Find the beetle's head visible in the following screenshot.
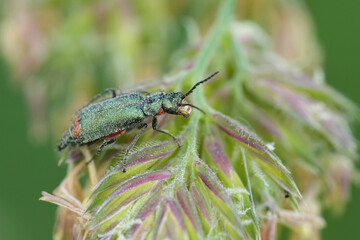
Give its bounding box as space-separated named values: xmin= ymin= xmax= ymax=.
xmin=162 ymin=92 xmax=191 ymax=118
xmin=162 ymin=71 xmax=219 ymax=118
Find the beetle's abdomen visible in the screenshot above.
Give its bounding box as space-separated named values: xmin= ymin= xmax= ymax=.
xmin=58 ymin=92 xmax=146 ymax=150
xmin=58 ymin=129 xmax=77 ymax=150
xmin=74 ymin=100 xmax=145 ymax=143
xmin=58 ymin=131 xmax=69 ymax=151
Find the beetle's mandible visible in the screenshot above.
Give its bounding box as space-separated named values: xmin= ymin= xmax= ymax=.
xmin=58 ymin=71 xmax=219 ymax=171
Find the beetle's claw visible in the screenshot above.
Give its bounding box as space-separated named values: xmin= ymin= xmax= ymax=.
xmin=121 ymin=156 xmax=128 ymax=173
xmin=175 ymin=138 xmax=182 ymax=148
xmin=85 ymin=157 xmax=94 ymax=165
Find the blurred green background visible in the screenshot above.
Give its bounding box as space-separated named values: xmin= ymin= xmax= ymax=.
xmin=0 ymin=1 xmax=359 ymax=239
xmin=304 ymin=1 xmax=360 ymax=239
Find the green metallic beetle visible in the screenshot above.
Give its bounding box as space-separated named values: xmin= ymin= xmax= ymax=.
xmin=58 ymin=71 xmax=219 ymax=170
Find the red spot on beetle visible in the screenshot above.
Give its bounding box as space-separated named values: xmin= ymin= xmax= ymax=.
xmin=72 ymin=114 xmax=81 ymax=139
xmin=157 ymin=107 xmax=164 ymax=116
xmin=106 ymin=129 xmax=126 ymax=139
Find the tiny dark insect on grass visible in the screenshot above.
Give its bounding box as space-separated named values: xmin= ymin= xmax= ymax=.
xmin=58 ymin=71 xmax=219 ymax=172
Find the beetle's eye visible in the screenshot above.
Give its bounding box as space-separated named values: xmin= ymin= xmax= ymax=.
xmin=176 ymin=105 xmax=192 ymax=118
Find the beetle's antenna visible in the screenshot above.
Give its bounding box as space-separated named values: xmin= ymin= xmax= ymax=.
xmin=184 ymin=71 xmax=219 ymax=98
xmin=181 ymin=103 xmax=206 ymax=115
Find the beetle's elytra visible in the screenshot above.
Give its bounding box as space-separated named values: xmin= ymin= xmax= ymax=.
xmin=58 ymin=71 xmax=219 ymax=171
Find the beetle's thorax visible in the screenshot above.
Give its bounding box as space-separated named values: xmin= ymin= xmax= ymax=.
xmin=142 ymin=92 xmax=165 ymax=116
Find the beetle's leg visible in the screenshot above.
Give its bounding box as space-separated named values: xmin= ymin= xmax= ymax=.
xmin=152 ymin=117 xmax=181 ymax=147
xmin=122 ymin=123 xmax=148 ymax=172
xmin=86 ymin=138 xmax=117 ymax=164
xmin=84 ymin=88 xmax=117 ymax=107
